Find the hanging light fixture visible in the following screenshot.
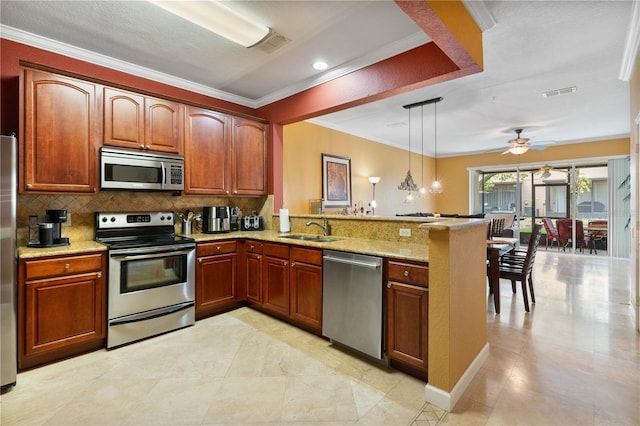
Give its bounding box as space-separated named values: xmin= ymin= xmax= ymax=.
xmin=401 ymin=97 xmax=444 ymax=199
xmin=398 ymin=106 xmax=418 ymax=200
xmin=419 ymin=104 xmax=427 ymax=195
xmin=430 ymin=98 xmax=443 ymax=194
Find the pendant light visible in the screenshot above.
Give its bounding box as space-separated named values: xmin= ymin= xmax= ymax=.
xmin=419 ymin=104 xmax=427 ymax=195
xmin=430 ymin=98 xmax=443 ymax=194
xmin=402 ymin=97 xmax=444 ymax=197
xmin=398 ymin=106 xmax=418 ymax=200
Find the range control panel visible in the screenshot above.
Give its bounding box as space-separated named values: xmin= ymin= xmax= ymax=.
xmin=95 ymin=212 xmax=175 ymax=229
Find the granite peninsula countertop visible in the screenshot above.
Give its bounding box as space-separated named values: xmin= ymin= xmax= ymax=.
xmin=17 ymin=218 xmax=488 ymax=262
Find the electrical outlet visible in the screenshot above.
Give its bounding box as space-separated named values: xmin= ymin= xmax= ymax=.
xmin=399 ymin=228 xmax=411 ymax=237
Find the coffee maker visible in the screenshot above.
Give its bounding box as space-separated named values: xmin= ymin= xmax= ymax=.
xmin=28 ymin=209 xmax=70 ymax=247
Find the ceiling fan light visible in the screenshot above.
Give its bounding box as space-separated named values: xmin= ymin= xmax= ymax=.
xmin=508 ymin=144 xmax=530 ymax=155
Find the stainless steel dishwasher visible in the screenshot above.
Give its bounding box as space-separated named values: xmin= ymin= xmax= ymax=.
xmin=322 ymin=250 xmax=384 ymax=361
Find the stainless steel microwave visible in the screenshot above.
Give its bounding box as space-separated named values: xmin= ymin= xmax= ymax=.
xmin=100 ymin=147 xmax=184 ymax=191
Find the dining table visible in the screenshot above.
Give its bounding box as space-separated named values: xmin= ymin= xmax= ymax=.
xmin=486 ymin=237 xmax=519 ymax=314
xmin=585 ymin=223 xmax=608 ymax=254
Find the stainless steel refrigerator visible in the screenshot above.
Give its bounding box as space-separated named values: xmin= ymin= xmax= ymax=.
xmin=1 ymin=133 xmax=17 ymax=390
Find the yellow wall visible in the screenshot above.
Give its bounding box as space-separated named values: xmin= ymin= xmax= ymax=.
xmin=284 ymin=121 xmax=630 ymax=217
xmin=436 ymin=138 xmax=630 ymax=213
xmin=283 ymin=121 xmax=438 ymax=216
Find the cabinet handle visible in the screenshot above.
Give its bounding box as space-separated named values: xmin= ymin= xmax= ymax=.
xmin=250 ymin=245 xmax=254 ymax=250
xmin=26 ymin=183 xmax=33 ymax=189
xmin=226 ymin=190 xmax=230 ymax=195
xmin=387 ymin=283 xmax=392 ymax=288
xmin=198 ymin=258 xmax=202 ymax=263
xmin=140 ymin=144 xmax=145 ymax=149
xmin=257 ymin=255 xmax=261 ymax=260
xmin=403 ymin=270 xmax=409 ymax=277
xmin=283 ymin=260 xmax=288 ymax=266
xmin=216 ymin=246 xmax=221 ymax=251
xmin=233 ymin=190 xmax=238 ymax=194
xmin=64 ymin=263 xmax=70 ymax=269
xmin=97 ymin=272 xmax=102 ymax=278
xmin=291 ymin=262 xmax=296 ymax=267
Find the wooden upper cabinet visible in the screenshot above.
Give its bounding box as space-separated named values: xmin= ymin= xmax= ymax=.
xmin=103 ymin=87 xmax=144 ymax=149
xmin=104 ymin=87 xmax=183 ymax=154
xmin=231 ymin=118 xmax=268 ymax=196
xmin=21 ymin=69 xmax=99 ymax=193
xmin=184 ymin=106 xmax=230 ymax=195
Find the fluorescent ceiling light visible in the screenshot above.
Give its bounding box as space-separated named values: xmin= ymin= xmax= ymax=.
xmin=148 ymin=0 xmax=271 ymax=48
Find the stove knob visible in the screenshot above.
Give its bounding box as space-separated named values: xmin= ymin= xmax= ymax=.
xmin=167 ymin=215 xmax=172 ymax=221
xmin=101 ymin=217 xmax=108 ymax=223
xmin=110 ymin=217 xmax=116 ymax=222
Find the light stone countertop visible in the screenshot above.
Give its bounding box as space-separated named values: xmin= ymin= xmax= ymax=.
xmin=18 ymin=230 xmax=429 ymax=263
xmin=188 ymin=230 xmax=429 ymax=263
xmin=18 ymin=240 xmax=108 ymax=259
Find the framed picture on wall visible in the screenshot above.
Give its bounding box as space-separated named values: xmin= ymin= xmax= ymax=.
xmin=322 ymin=153 xmax=352 ymax=208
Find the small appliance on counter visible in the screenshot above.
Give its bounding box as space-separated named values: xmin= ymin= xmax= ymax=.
xmin=28 ymin=209 xmax=70 ymax=247
xmin=202 ymin=206 xmax=231 ymax=233
xmin=230 ymin=207 xmax=240 ymax=232
xmin=241 ymin=212 xmax=263 ymax=231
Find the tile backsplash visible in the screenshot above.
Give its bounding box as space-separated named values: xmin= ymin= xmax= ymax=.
xmin=17 ymin=192 xmax=272 ymax=244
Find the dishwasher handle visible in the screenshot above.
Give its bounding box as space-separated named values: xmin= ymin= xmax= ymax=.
xmin=323 ymin=255 xmax=381 ymax=269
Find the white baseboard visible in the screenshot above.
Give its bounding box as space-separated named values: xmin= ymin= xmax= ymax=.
xmin=424 ymin=343 xmax=490 ymax=411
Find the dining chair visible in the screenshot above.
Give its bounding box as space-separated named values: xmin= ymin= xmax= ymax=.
xmin=541 ymin=217 xmax=559 ymax=250
xmin=498 ymin=223 xmax=542 ymax=312
xmin=489 ymin=218 xmax=505 ymax=238
xmin=587 ymin=220 xmax=607 ymax=254
xmin=556 ymin=219 xmax=588 ymax=252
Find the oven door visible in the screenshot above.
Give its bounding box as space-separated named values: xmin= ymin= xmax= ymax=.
xmin=108 ymin=243 xmax=195 ymax=320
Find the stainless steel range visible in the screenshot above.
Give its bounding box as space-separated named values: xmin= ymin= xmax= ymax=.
xmin=95 ymin=211 xmax=195 ymax=348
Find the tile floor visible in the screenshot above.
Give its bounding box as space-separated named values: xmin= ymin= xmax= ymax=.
xmin=1 ymin=251 xmax=639 ymax=425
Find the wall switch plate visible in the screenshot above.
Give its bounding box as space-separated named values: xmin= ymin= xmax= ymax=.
xmin=399 ymin=228 xmax=411 ymax=237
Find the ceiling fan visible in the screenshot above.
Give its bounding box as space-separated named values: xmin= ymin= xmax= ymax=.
xmin=538 ymin=164 xmax=552 ymax=178
xmin=501 ymin=128 xmax=554 ymax=155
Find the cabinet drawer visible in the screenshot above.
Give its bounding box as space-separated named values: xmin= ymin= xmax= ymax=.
xmin=197 ymin=240 xmax=237 ymax=256
xmin=245 ymin=240 xmax=263 ymax=254
xmin=387 ymin=261 xmax=428 ymax=287
xmin=290 ymin=246 xmax=322 ymax=265
xmin=24 ymin=253 xmax=104 ymax=280
xmin=263 ymin=242 xmax=289 ymax=259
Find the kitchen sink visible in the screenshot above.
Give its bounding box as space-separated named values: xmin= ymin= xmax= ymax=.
xmin=279 ymin=234 xmax=341 ymax=243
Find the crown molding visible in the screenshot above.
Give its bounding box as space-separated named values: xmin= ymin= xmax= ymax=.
xmin=1 ymin=25 xmax=259 ymax=108
xmin=619 ymin=0 xmax=640 ymax=81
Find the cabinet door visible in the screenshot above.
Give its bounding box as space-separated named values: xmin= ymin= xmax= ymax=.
xmin=104 ymin=87 xmax=145 ymax=150
xmin=23 ymin=272 xmax=105 ymax=357
xmin=386 ymin=281 xmax=428 ymax=371
xmin=22 ymin=69 xmax=98 ymax=193
xmin=145 ymin=97 xmax=183 ymax=153
xmin=196 ymin=253 xmax=237 ymax=313
xmin=262 ymin=256 xmax=289 ymax=316
xmin=246 ymin=252 xmax=263 ymax=303
xmin=290 ymin=261 xmax=322 ymax=332
xmin=231 ymin=118 xmax=268 ymax=196
xmin=184 ymin=107 xmax=230 ymax=194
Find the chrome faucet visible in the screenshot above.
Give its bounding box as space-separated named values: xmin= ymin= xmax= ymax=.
xmin=306 ymin=218 xmax=330 ymax=236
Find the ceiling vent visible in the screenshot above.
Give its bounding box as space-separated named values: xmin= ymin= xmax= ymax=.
xmin=254 ymin=31 xmax=290 ymax=53
xmin=542 ymin=86 xmax=577 ymax=98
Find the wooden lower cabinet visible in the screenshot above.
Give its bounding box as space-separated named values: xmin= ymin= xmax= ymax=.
xmin=385 ymin=260 xmax=429 ymax=377
xmin=262 ymin=243 xmax=290 ymax=317
xmin=256 ymin=243 xmax=323 ymax=333
xmin=244 ymin=240 xmax=263 ymax=303
xmin=196 ymin=241 xmax=238 ymax=318
xmin=19 ymin=253 xmax=106 ymax=369
xmin=289 ymin=247 xmax=323 ymax=332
